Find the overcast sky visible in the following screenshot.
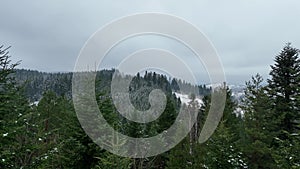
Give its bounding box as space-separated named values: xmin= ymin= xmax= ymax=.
xmin=1 ymin=0 xmax=300 ymax=84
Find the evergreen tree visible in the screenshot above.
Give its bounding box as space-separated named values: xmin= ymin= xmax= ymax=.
xmin=166 ymin=137 xmax=194 ymax=169
xmin=267 ymin=43 xmax=300 ymax=133
xmin=266 ymin=43 xmax=300 ymax=169
xmin=170 ymin=78 xmax=180 ymax=92
xmin=167 ymin=87 xmax=245 ymax=168
xmin=201 ymin=87 xmax=246 ymax=169
xmin=241 ymin=74 xmax=277 ymax=168
xmin=0 ymin=46 xmax=39 ymax=168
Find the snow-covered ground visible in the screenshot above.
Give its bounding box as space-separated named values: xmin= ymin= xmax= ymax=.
xmin=206 ymin=83 xmax=245 ymax=101
xmin=173 ymin=92 xmax=203 ymax=107
xmin=228 ymin=84 xmax=245 ymax=101
xmin=30 ymin=101 xmax=39 ymax=106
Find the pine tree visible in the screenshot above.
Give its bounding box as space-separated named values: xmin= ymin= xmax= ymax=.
xmin=267 ymin=43 xmax=300 ymax=133
xmin=170 ymin=78 xmax=180 ymax=92
xmin=0 ymin=45 xmax=19 ymax=125
xmin=266 ymin=44 xmax=300 ymax=168
xmin=241 ymin=74 xmax=278 ymax=168
xmin=166 ymin=137 xmax=194 ymax=169
xmin=0 ymin=46 xmax=44 ymax=168
xmin=201 ymin=87 xmax=246 ymax=169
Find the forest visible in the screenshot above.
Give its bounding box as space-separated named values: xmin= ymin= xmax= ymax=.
xmin=0 ymin=43 xmax=300 ymax=169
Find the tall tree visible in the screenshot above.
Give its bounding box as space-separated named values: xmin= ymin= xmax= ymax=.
xmin=201 ymin=87 xmax=246 ymax=169
xmin=267 ymin=43 xmax=300 ymax=132
xmin=240 ymin=74 xmax=277 ymax=168
xmin=0 ymin=45 xmax=38 ymax=168
xmin=266 ymin=44 xmax=300 ymax=168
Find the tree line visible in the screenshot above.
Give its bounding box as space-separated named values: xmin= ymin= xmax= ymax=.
xmin=0 ymin=43 xmax=299 ymax=168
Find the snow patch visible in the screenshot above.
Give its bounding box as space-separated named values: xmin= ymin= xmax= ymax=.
xmin=173 ymin=92 xmax=203 ymax=107
xmin=30 ymin=101 xmax=39 ymax=106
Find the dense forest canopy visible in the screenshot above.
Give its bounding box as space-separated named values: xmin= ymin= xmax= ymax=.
xmin=0 ymin=44 xmax=300 ymax=168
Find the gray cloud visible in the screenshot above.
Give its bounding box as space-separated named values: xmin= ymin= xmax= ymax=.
xmin=1 ymin=0 xmax=300 ymax=84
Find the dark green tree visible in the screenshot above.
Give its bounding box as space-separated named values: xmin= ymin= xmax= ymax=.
xmin=267 ymin=43 xmax=300 ymax=133
xmin=240 ymin=74 xmax=277 ymax=169
xmin=0 ymin=46 xmax=42 ymax=168
xmin=266 ymin=44 xmax=300 ymax=168
xmin=201 ymin=87 xmax=246 ymax=169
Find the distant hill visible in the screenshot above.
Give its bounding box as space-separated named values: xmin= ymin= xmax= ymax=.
xmin=13 ymin=69 xmax=211 ymax=103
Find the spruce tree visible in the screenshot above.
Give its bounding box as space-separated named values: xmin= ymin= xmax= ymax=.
xmin=267 ymin=43 xmax=300 ymax=132
xmin=266 ymin=43 xmax=300 ymax=168
xmin=0 ymin=46 xmax=38 ymax=168
xmin=241 ymin=74 xmax=277 ymax=168
xmin=201 ymin=87 xmax=246 ymax=169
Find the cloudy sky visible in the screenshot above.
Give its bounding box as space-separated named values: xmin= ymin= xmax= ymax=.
xmin=1 ymin=0 xmax=300 ymax=84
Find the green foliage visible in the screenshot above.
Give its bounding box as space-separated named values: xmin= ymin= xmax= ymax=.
xmin=266 ymin=44 xmax=300 ymax=168
xmin=267 ymin=43 xmax=300 ymax=132
xmin=238 ymin=44 xmax=300 ymax=168
xmin=93 ymin=152 xmax=132 ymax=169
xmin=200 ymin=88 xmax=246 ymax=169
xmin=240 ymin=74 xmax=277 ymax=168
xmin=3 ymin=43 xmax=300 ymax=169
xmin=0 ymin=45 xmax=36 ymax=168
